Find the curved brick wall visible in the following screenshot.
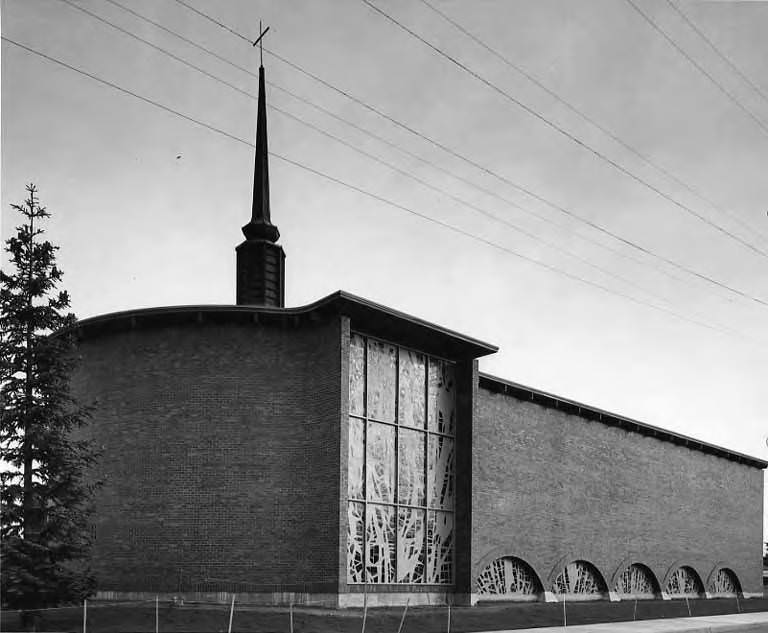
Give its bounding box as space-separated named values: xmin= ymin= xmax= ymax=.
xmin=472 ymin=388 xmax=764 ymax=597
xmin=71 ymin=316 xmax=343 ymax=594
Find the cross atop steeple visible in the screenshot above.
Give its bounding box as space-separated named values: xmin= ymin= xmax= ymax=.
xmin=242 ymin=23 xmax=278 ymax=243
xmin=252 ymin=21 xmax=270 ymax=65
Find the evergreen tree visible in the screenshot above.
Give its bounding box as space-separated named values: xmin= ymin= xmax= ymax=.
xmin=0 ymin=184 xmax=97 ymax=614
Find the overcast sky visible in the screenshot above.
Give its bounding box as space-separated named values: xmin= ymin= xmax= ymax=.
xmin=3 ymin=0 xmax=767 ymax=541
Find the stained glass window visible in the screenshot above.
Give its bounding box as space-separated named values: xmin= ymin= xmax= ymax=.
xmin=397 ymin=508 xmax=425 ymax=583
xmin=476 ymin=557 xmax=540 ymax=595
xmin=347 ymin=502 xmax=365 ymax=583
xmin=347 ymin=332 xmax=455 ymax=584
xmin=552 ymin=561 xmax=605 ymax=595
xmin=349 ymin=334 xmax=366 ymax=417
xmin=426 ymin=511 xmax=454 ymax=584
xmin=428 ymin=435 xmax=454 ymax=509
xmin=367 ymin=422 xmax=396 ymax=503
xmin=665 ymin=566 xmax=703 ymax=596
xmin=428 ymin=360 xmax=455 ymax=434
xmin=366 ymin=504 xmax=396 ymax=583
xmin=348 ymin=417 xmax=365 ymax=500
xmin=399 ymin=348 xmax=426 ymax=429
xmin=615 ymin=564 xmax=657 ymax=597
xmin=709 ymin=568 xmax=740 ymax=595
xmin=398 ymin=428 xmax=425 ymax=506
xmin=367 ymin=339 xmax=396 ymax=423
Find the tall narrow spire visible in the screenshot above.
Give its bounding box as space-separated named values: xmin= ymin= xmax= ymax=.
xmin=236 ymin=58 xmax=285 ymax=307
xmin=242 ymin=64 xmax=279 ymax=242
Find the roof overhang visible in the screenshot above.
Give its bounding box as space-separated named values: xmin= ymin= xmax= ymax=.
xmin=73 ymin=290 xmax=498 ymax=361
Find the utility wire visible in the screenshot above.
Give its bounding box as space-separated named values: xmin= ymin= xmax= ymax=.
xmin=362 ymin=0 xmax=768 ymax=261
xmin=665 ymin=0 xmax=768 ymax=107
xmin=103 ymin=0 xmax=716 ymax=298
xmin=171 ymin=0 xmax=252 ymax=45
xmin=418 ymin=0 xmax=768 ymax=248
xmin=624 ymin=0 xmax=768 ymax=137
xmin=65 ymin=0 xmax=697 ymax=314
xmin=166 ymin=0 xmax=753 ymax=299
xmin=94 ymin=0 xmax=768 ymax=308
xmin=2 ymin=35 xmax=756 ymax=341
xmin=104 ymin=0 xmax=685 ymax=288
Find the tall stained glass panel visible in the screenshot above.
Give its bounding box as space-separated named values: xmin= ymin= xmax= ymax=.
xmin=428 ymin=360 xmax=455 ymax=434
xmin=348 ymin=417 xmax=365 ymax=500
xmin=347 ymin=333 xmax=455 ymax=585
xmin=398 ymin=428 xmax=425 ymax=506
xmin=399 ymin=348 xmax=426 ymax=428
xmin=367 ymin=422 xmax=396 ymax=503
xmin=428 ymin=435 xmax=455 ymax=509
xmin=367 ymin=339 xmax=396 ymax=423
xmin=366 ymin=504 xmax=396 ymax=583
xmin=349 ymin=334 xmax=366 ymax=417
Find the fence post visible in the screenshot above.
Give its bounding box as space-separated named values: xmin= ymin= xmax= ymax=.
xmin=633 ymin=598 xmax=637 ymax=621
xmin=156 ymin=595 xmax=159 ymax=633
xmin=361 ymin=586 xmax=368 ymax=633
xmin=83 ymin=598 xmax=87 ymax=633
xmin=290 ymin=601 xmax=294 ymax=633
xmin=227 ymin=594 xmax=236 ymax=633
xmin=562 ymin=593 xmax=567 ymax=628
xmin=685 ymin=596 xmax=691 ymax=617
xmin=447 ymin=602 xmax=451 ymax=633
xmin=396 ymin=598 xmax=410 ymax=633
xmin=736 ymin=594 xmax=741 ymax=614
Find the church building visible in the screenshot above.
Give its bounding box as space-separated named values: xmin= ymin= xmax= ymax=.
xmin=72 ymin=62 xmax=766 ymax=607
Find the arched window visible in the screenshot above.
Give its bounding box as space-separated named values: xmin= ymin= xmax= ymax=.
xmin=614 ymin=564 xmax=659 ymax=598
xmin=552 ymin=561 xmax=606 ymax=596
xmin=709 ymin=568 xmax=741 ymax=596
xmin=665 ymin=566 xmax=704 ymax=597
xmin=476 ymin=557 xmax=541 ymax=598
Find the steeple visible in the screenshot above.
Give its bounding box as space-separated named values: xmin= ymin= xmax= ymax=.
xmin=236 ymin=59 xmax=285 ymax=307
xmin=242 ymin=64 xmax=279 ymax=243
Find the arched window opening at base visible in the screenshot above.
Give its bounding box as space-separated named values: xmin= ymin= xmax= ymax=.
xmin=666 ymin=566 xmax=704 ymax=598
xmin=615 ymin=564 xmax=659 ymax=599
xmin=709 ymin=568 xmax=741 ymax=597
xmin=476 ymin=557 xmax=541 ymax=599
xmin=552 ymin=561 xmax=606 ymax=597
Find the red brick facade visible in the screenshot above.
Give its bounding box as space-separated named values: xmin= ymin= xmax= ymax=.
xmin=472 ymin=382 xmax=764 ymax=597
xmin=70 ymin=297 xmax=765 ymax=605
xmin=72 ymin=315 xmax=344 ymax=595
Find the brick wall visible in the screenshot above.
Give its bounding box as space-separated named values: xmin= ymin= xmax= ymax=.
xmin=71 ymin=316 xmax=342 ymax=593
xmin=472 ymin=388 xmax=764 ymax=596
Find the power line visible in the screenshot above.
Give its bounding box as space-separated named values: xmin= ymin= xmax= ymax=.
xmin=85 ymin=0 xmax=768 ymax=319
xmin=624 ymin=0 xmax=768 ymax=137
xmin=361 ymin=0 xmax=768 ymax=262
xmin=417 ymin=0 xmax=768 ymax=249
xmin=171 ymin=0 xmax=252 ymax=45
xmin=66 ymin=0 xmax=696 ymax=314
xmin=665 ymin=0 xmax=768 ymax=107
xmin=117 ymin=0 xmax=768 ymax=308
xmin=2 ymin=35 xmax=755 ymax=341
xmin=102 ymin=0 xmax=708 ymax=288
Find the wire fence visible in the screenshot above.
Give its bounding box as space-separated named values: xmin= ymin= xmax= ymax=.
xmin=0 ymin=580 xmax=764 ymax=633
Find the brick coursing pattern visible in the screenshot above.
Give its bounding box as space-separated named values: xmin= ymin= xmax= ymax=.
xmin=471 ymin=388 xmax=764 ymax=595
xmin=71 ymin=317 xmax=342 ymax=593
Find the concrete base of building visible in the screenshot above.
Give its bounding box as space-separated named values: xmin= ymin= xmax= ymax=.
xmin=94 ymin=589 xmax=766 ymax=608
xmin=542 ymin=591 xmax=606 ymax=603
xmin=94 ymin=590 xmax=341 ymax=608
xmin=338 ymin=591 xmax=453 ymax=608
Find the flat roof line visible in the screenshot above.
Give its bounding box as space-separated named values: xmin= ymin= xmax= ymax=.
xmin=478 ymin=372 xmax=768 ymax=469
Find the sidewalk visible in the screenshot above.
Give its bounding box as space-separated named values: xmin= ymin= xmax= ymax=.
xmin=486 ymin=612 xmax=768 ymax=632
